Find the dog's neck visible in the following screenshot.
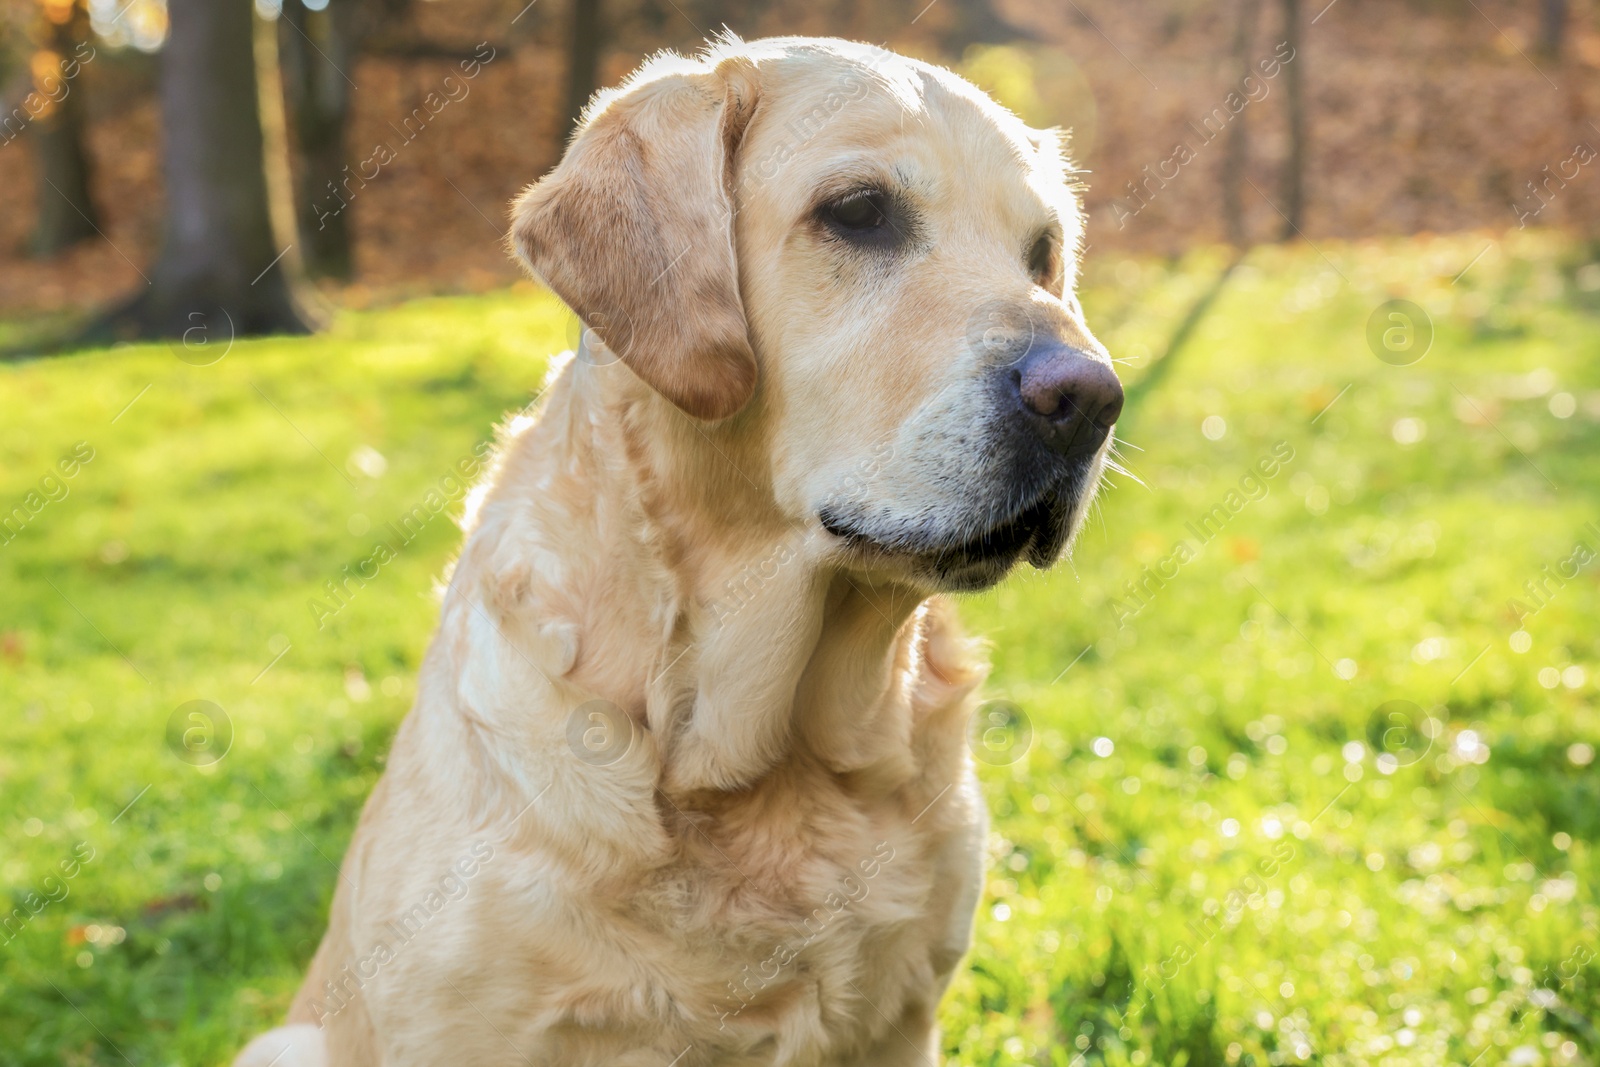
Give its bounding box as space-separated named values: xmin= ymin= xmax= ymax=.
xmin=455 ymin=357 xmax=934 ymax=799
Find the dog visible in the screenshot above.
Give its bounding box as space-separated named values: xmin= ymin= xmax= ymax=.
xmin=235 ymin=35 xmax=1121 ymax=1067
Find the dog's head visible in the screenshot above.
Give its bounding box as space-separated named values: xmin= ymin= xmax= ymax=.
xmin=513 ymin=37 xmax=1121 ymax=593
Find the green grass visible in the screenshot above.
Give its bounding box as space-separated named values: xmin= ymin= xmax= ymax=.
xmin=1 ymin=235 xmax=1596 ymax=1066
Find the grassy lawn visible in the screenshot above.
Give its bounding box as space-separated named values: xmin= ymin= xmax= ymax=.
xmin=1 ymin=234 xmax=1596 ymax=1066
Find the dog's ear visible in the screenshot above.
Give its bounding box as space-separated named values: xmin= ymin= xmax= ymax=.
xmin=512 ymin=55 xmax=761 ymax=421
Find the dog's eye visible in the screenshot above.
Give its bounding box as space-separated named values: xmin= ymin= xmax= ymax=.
xmin=1028 ymin=233 xmax=1055 ymax=285
xmin=825 ymin=191 xmax=889 ymax=234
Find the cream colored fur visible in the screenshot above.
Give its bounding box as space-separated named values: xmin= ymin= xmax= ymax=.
xmin=236 ymin=35 xmax=1112 ymax=1067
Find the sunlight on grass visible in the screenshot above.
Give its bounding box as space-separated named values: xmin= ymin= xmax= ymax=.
xmin=1 ymin=238 xmax=1595 ymax=1066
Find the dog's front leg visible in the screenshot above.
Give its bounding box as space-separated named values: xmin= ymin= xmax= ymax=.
xmin=659 ymin=558 xmax=828 ymax=792
xmin=839 ymin=1001 xmax=943 ymax=1067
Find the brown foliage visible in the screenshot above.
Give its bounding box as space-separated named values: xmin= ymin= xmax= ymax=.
xmin=0 ymin=0 xmax=1597 ymax=317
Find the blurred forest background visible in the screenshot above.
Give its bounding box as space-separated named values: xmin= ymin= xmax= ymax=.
xmin=5 ymin=3 xmax=1600 ymax=1062
xmin=1 ymin=0 xmax=1598 ymax=341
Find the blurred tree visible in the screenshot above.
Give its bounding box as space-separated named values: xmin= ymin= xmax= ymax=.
xmin=938 ymin=0 xmax=1033 ymax=53
xmin=565 ymin=0 xmax=605 ymax=133
xmin=1222 ymin=0 xmax=1261 ymax=246
xmin=694 ymin=0 xmax=747 ymax=36
xmin=99 ymin=0 xmax=307 ymax=339
xmin=278 ymin=0 xmax=419 ymax=279
xmin=280 ymin=0 xmax=360 ymax=278
xmin=28 ymin=0 xmax=100 ymax=256
xmin=1538 ymin=0 xmax=1567 ymax=58
xmin=257 ymin=0 xmax=299 ymax=277
xmin=1279 ymin=0 xmax=1305 ymax=238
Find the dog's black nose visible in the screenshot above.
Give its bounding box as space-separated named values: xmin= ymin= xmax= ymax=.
xmin=1010 ymin=344 xmax=1124 ymax=457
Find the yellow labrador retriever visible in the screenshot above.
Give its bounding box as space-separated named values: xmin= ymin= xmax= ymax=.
xmin=237 ymin=35 xmax=1120 ymax=1067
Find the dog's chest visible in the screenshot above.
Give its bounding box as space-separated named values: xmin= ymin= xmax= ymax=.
xmin=536 ymin=784 xmax=984 ymax=1065
xmin=649 ymin=836 xmax=907 ymax=1012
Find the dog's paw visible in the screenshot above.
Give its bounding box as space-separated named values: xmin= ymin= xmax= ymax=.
xmin=234 ymin=1024 xmax=327 ymax=1067
xmin=661 ymin=716 xmax=777 ymax=794
xmin=662 ymin=741 xmax=755 ymax=794
xmin=913 ymin=597 xmax=987 ymax=717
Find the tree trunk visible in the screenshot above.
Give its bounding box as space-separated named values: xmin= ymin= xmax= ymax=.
xmin=281 ymin=0 xmax=357 ymax=279
xmin=1222 ymin=0 xmax=1261 ymax=247
xmin=256 ymin=2 xmax=301 ymax=277
xmin=30 ymin=0 xmax=101 ymax=256
xmin=695 ymin=0 xmax=738 ymax=35
xmin=1538 ymin=0 xmax=1567 ymax=58
xmin=565 ymin=0 xmax=605 ymax=134
xmin=1279 ymin=0 xmax=1306 ymax=239
xmin=97 ymin=0 xmax=307 ymax=341
xmin=939 ymin=0 xmax=1034 ymax=54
